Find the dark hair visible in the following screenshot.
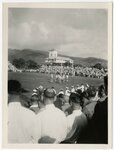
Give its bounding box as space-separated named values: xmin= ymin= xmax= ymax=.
xmin=43 ymin=88 xmax=56 ymax=99
xmin=104 ymin=75 xmax=108 ymax=95
xmin=8 ymin=80 xmax=22 ymax=94
xmin=8 ymin=80 xmax=28 ymax=94
xmin=69 ymin=93 xmax=81 ymax=105
xmin=76 ymin=89 xmax=82 ymax=95
xmin=58 ymin=93 xmax=64 ymax=99
xmin=31 ymin=95 xmax=38 ymax=102
xmin=82 ymin=86 xmax=96 ymax=100
xmin=98 ymin=85 xmax=105 ymax=98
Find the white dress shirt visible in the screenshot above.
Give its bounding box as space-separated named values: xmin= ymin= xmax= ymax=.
xmin=8 ymin=102 xmax=41 ymax=143
xmin=66 ymin=109 xmax=82 ymax=138
xmin=36 ymin=104 xmax=67 ymax=143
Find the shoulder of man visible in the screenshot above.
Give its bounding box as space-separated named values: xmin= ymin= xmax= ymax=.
xmin=36 ymin=108 xmax=45 ymax=118
xmin=82 ymin=102 xmax=97 ymax=114
xmin=93 ymin=97 xmax=108 ymax=117
xmin=54 ymin=106 xmax=67 ymax=117
xmin=23 ymin=107 xmax=38 ymax=119
xmin=74 ymin=113 xmax=88 ymax=127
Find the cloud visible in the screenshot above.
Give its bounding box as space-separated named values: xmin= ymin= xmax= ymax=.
xmin=8 ymin=8 xmax=107 ymax=59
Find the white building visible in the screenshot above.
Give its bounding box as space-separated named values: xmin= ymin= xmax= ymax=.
xmin=45 ymin=49 xmax=73 ymax=64
xmin=49 ymin=49 xmax=57 ymax=59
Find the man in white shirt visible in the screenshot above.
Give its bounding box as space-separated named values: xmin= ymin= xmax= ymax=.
xmin=8 ymin=80 xmax=41 ymax=143
xmin=36 ymin=88 xmax=67 ymax=143
xmin=65 ymin=92 xmax=87 ymax=142
xmin=65 ymin=87 xmax=70 ymax=102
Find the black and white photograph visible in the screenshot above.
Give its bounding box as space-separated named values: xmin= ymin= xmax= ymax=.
xmin=2 ymin=2 xmax=112 ymax=148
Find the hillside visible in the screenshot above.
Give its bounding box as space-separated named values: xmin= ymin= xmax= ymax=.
xmin=8 ymin=49 xmax=107 ymax=68
xmin=8 ymin=48 xmax=48 ymax=65
xmin=70 ymin=57 xmax=107 ymax=68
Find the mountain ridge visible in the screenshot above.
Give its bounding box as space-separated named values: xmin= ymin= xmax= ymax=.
xmin=8 ymin=48 xmax=107 ymax=68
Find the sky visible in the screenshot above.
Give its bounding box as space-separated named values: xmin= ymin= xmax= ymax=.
xmin=8 ymin=8 xmax=108 ymax=59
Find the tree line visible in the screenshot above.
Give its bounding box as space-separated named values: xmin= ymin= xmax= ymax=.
xmin=12 ymin=58 xmax=40 ymax=69
xmin=12 ymin=58 xmax=105 ymax=70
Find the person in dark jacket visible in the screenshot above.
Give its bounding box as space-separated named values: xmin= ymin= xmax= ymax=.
xmin=78 ymin=75 xmax=108 ymax=144
xmin=90 ymin=75 xmax=108 ymax=143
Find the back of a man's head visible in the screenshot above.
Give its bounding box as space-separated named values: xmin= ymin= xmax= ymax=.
xmin=69 ymin=92 xmax=81 ymax=106
xmin=31 ymin=94 xmax=38 ymax=103
xmin=8 ymin=80 xmax=22 ymax=95
xmin=98 ymin=85 xmax=105 ymax=98
xmin=8 ymin=80 xmax=24 ymax=104
xmin=58 ymin=93 xmax=64 ymax=99
xmin=43 ymin=88 xmax=56 ymax=104
xmin=82 ymin=86 xmax=96 ymax=100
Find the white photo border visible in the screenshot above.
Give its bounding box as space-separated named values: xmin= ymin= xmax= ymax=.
xmin=2 ymin=2 xmax=113 ymax=149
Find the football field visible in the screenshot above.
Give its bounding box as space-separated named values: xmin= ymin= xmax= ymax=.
xmin=8 ymin=72 xmax=104 ymax=98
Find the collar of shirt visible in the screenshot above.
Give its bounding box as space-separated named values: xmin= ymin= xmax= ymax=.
xmin=38 ymin=107 xmax=45 ymax=113
xmin=72 ymin=109 xmax=82 ymax=116
xmin=8 ymin=101 xmax=21 ymax=107
xmin=45 ymin=104 xmax=55 ymax=110
xmin=30 ymin=104 xmax=38 ymax=108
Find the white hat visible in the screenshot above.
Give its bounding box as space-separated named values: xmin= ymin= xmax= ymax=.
xmin=39 ymin=85 xmax=43 ymax=89
xmin=58 ymin=91 xmax=64 ymax=95
xmin=33 ymin=89 xmax=37 ymax=93
xmin=32 ymin=93 xmax=38 ymax=96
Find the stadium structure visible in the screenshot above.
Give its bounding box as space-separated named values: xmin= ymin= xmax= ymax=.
xmin=45 ymin=49 xmax=73 ymax=65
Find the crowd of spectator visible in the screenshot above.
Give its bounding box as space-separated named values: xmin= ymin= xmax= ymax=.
xmin=8 ymin=61 xmax=107 ymax=79
xmin=39 ymin=65 xmax=107 ymax=79
xmin=8 ymin=75 xmax=108 ymax=144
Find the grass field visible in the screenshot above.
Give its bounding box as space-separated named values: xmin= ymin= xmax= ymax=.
xmin=8 ymin=72 xmax=104 ymax=98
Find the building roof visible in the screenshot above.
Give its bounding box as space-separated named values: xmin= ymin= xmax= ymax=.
xmin=49 ymin=49 xmax=57 ymax=52
xmin=57 ymin=56 xmax=73 ymax=61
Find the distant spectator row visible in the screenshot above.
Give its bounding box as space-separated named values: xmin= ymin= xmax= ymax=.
xmin=8 ymin=61 xmax=107 ymax=79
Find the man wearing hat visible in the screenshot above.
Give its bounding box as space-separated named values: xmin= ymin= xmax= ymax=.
xmin=36 ymin=88 xmax=67 ymax=143
xmin=8 ymin=80 xmax=41 ymax=143
xmin=58 ymin=89 xmax=64 ymax=95
xmin=30 ymin=93 xmax=39 ymax=114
